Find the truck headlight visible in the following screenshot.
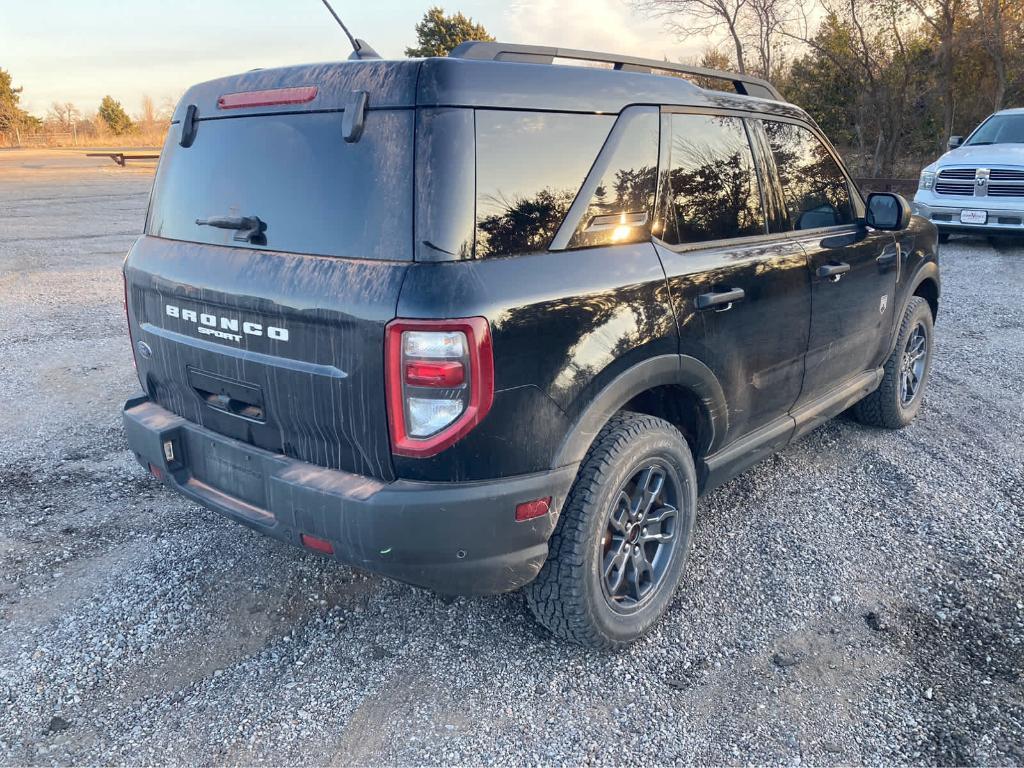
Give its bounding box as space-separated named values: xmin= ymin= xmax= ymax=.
xmin=919 ymin=171 xmax=935 ymax=190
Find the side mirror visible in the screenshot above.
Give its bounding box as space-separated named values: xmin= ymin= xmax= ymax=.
xmin=865 ymin=192 xmax=912 ymax=231
xmin=947 ymin=135 xmax=963 ymax=151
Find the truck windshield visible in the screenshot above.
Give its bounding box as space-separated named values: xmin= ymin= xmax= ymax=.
xmin=965 ymin=114 xmax=1024 ymax=146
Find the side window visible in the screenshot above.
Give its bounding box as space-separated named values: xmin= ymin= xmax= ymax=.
xmin=567 ymin=108 xmax=659 ymax=249
xmin=475 ymin=110 xmax=614 ymax=258
xmin=660 ymin=113 xmax=766 ymax=246
xmin=762 ymin=120 xmax=855 ymax=230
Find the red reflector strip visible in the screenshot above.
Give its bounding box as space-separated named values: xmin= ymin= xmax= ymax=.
xmin=217 ymin=86 xmax=318 ymax=110
xmin=515 ymin=497 xmax=551 ymax=522
xmin=148 ymin=464 xmax=163 ymax=481
xmin=300 ymin=533 xmax=334 ymax=555
xmin=405 ymin=360 xmax=465 ymax=387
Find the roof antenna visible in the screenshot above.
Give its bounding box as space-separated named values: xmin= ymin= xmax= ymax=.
xmin=319 ymin=0 xmax=381 ymax=60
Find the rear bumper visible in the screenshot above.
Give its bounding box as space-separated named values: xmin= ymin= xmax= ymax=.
xmin=912 ymin=198 xmax=1024 ymax=235
xmin=123 ymin=396 xmax=576 ymax=595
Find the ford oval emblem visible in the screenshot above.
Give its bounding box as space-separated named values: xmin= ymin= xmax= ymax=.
xmin=136 ymin=340 xmax=153 ymax=359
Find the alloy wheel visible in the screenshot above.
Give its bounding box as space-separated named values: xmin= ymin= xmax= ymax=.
xmin=900 ymin=321 xmax=928 ymax=406
xmin=600 ymin=462 xmax=681 ymax=611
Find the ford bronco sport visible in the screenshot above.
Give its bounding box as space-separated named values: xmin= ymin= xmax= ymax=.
xmin=122 ymin=42 xmax=940 ymax=647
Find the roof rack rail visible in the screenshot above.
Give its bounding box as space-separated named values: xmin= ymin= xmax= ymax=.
xmin=449 ymin=41 xmax=784 ymax=102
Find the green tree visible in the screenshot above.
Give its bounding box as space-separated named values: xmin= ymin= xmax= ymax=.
xmin=0 ymin=67 xmax=32 ymax=135
xmin=404 ymin=6 xmax=494 ymax=58
xmin=98 ymin=95 xmax=133 ymax=135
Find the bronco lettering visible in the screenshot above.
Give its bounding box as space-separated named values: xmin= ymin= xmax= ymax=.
xmin=165 ymin=304 xmax=289 ymax=342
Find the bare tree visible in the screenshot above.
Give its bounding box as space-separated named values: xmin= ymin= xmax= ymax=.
xmin=46 ymin=101 xmax=80 ymax=132
xmin=741 ymin=0 xmax=795 ymax=77
xmin=975 ymin=0 xmax=1010 ymax=110
xmin=634 ymin=0 xmax=753 ymax=73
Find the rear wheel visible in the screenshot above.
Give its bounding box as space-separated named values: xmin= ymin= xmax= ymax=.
xmin=526 ymin=412 xmax=696 ymax=648
xmin=853 ymin=296 xmax=934 ymax=429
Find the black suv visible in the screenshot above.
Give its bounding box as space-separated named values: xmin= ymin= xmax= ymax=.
xmin=123 ymin=42 xmax=940 ymax=647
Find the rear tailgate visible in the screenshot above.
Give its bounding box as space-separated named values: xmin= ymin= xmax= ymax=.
xmin=126 ymin=61 xmax=420 ymax=481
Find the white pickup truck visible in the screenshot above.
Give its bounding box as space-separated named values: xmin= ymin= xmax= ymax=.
xmin=913 ymin=108 xmax=1024 ymax=242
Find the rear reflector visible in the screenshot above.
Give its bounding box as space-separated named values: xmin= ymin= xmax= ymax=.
xmin=148 ymin=464 xmax=163 ymax=481
xmin=300 ymin=533 xmax=334 ymax=555
xmin=515 ymin=497 xmax=551 ymax=522
xmin=217 ymin=86 xmax=318 ymax=110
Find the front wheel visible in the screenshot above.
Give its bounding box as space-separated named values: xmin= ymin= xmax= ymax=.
xmin=525 ymin=412 xmax=696 ymax=648
xmin=853 ymin=296 xmax=934 ymax=429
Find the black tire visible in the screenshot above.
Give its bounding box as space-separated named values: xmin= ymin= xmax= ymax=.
xmin=853 ymin=296 xmax=934 ymax=429
xmin=938 ymin=232 xmax=950 ymax=244
xmin=525 ymin=411 xmax=697 ymax=648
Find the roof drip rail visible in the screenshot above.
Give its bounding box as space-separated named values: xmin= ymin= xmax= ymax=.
xmin=448 ymin=41 xmax=785 ymax=102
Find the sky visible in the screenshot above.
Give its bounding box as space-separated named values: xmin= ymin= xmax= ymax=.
xmin=1 ymin=0 xmax=709 ymax=118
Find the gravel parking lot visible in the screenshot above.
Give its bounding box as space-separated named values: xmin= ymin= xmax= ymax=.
xmin=1 ymin=148 xmax=1022 ymax=766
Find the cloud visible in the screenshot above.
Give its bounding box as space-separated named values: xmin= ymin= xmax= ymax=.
xmin=499 ymin=0 xmax=705 ymax=62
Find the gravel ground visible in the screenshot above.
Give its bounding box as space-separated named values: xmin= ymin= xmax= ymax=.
xmin=0 ymin=149 xmax=1022 ymax=766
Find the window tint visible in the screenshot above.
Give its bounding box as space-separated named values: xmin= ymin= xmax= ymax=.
xmin=475 ymin=111 xmax=614 ymax=258
xmin=147 ymin=110 xmax=413 ymax=260
xmin=567 ymin=108 xmax=659 ymax=249
xmin=762 ymin=120 xmax=854 ymax=230
xmin=661 ymin=114 xmax=765 ymax=245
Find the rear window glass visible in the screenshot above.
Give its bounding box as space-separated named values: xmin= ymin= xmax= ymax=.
xmin=147 ymin=110 xmax=413 ymax=260
xmin=661 ymin=114 xmax=766 ymax=245
xmin=475 ymin=110 xmax=614 ymax=258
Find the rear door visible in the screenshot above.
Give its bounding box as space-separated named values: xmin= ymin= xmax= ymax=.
xmin=756 ymin=118 xmax=898 ymax=405
xmin=654 ymin=111 xmax=810 ymax=446
xmin=126 ymin=67 xmax=418 ymax=481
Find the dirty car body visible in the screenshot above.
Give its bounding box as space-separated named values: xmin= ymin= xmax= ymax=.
xmin=122 ymin=44 xmax=940 ymax=637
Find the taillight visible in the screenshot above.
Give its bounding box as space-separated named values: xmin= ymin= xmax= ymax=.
xmin=385 ymin=318 xmax=494 ymax=458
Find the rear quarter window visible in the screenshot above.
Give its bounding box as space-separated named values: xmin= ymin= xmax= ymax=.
xmin=474 ymin=110 xmax=614 ymax=258
xmin=147 ymin=110 xmax=413 ymax=260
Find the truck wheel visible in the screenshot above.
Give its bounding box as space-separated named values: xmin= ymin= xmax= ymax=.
xmin=526 ymin=412 xmax=696 ymax=648
xmin=854 ymin=296 xmax=934 ymax=429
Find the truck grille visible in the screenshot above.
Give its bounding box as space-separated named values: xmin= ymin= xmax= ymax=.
xmin=934 ymin=167 xmax=1024 ymax=198
xmin=989 ymin=169 xmax=1024 ymax=198
xmin=935 ymin=168 xmax=975 ymax=196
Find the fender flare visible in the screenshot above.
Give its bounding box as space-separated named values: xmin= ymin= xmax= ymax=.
xmin=552 ymin=354 xmax=729 ymax=468
xmin=888 ymin=260 xmax=940 ymax=355
xmin=908 ymin=260 xmax=940 ymax=305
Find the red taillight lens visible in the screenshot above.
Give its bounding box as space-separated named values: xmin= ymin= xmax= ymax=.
xmin=515 ymin=497 xmax=552 ymax=522
xmin=217 ymin=86 xmax=318 ymax=110
xmin=300 ymin=533 xmax=334 ymax=555
xmin=405 ymin=360 xmax=465 ymax=387
xmin=385 ymin=317 xmax=494 ymax=458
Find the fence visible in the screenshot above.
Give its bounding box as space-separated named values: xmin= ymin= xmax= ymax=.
xmin=855 ymin=178 xmax=919 ymax=198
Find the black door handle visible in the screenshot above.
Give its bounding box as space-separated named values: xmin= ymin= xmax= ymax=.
xmin=695 ymin=287 xmax=745 ymax=311
xmin=817 ymin=262 xmax=851 ymax=282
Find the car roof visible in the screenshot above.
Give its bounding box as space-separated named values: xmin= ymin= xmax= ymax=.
xmin=172 ymin=55 xmax=809 ymax=124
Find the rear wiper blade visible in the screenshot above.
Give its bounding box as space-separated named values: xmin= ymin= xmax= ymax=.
xmin=195 ymin=215 xmax=266 ymax=244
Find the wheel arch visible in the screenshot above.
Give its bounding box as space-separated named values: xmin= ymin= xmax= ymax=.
xmin=552 ymin=354 xmax=728 ymax=469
